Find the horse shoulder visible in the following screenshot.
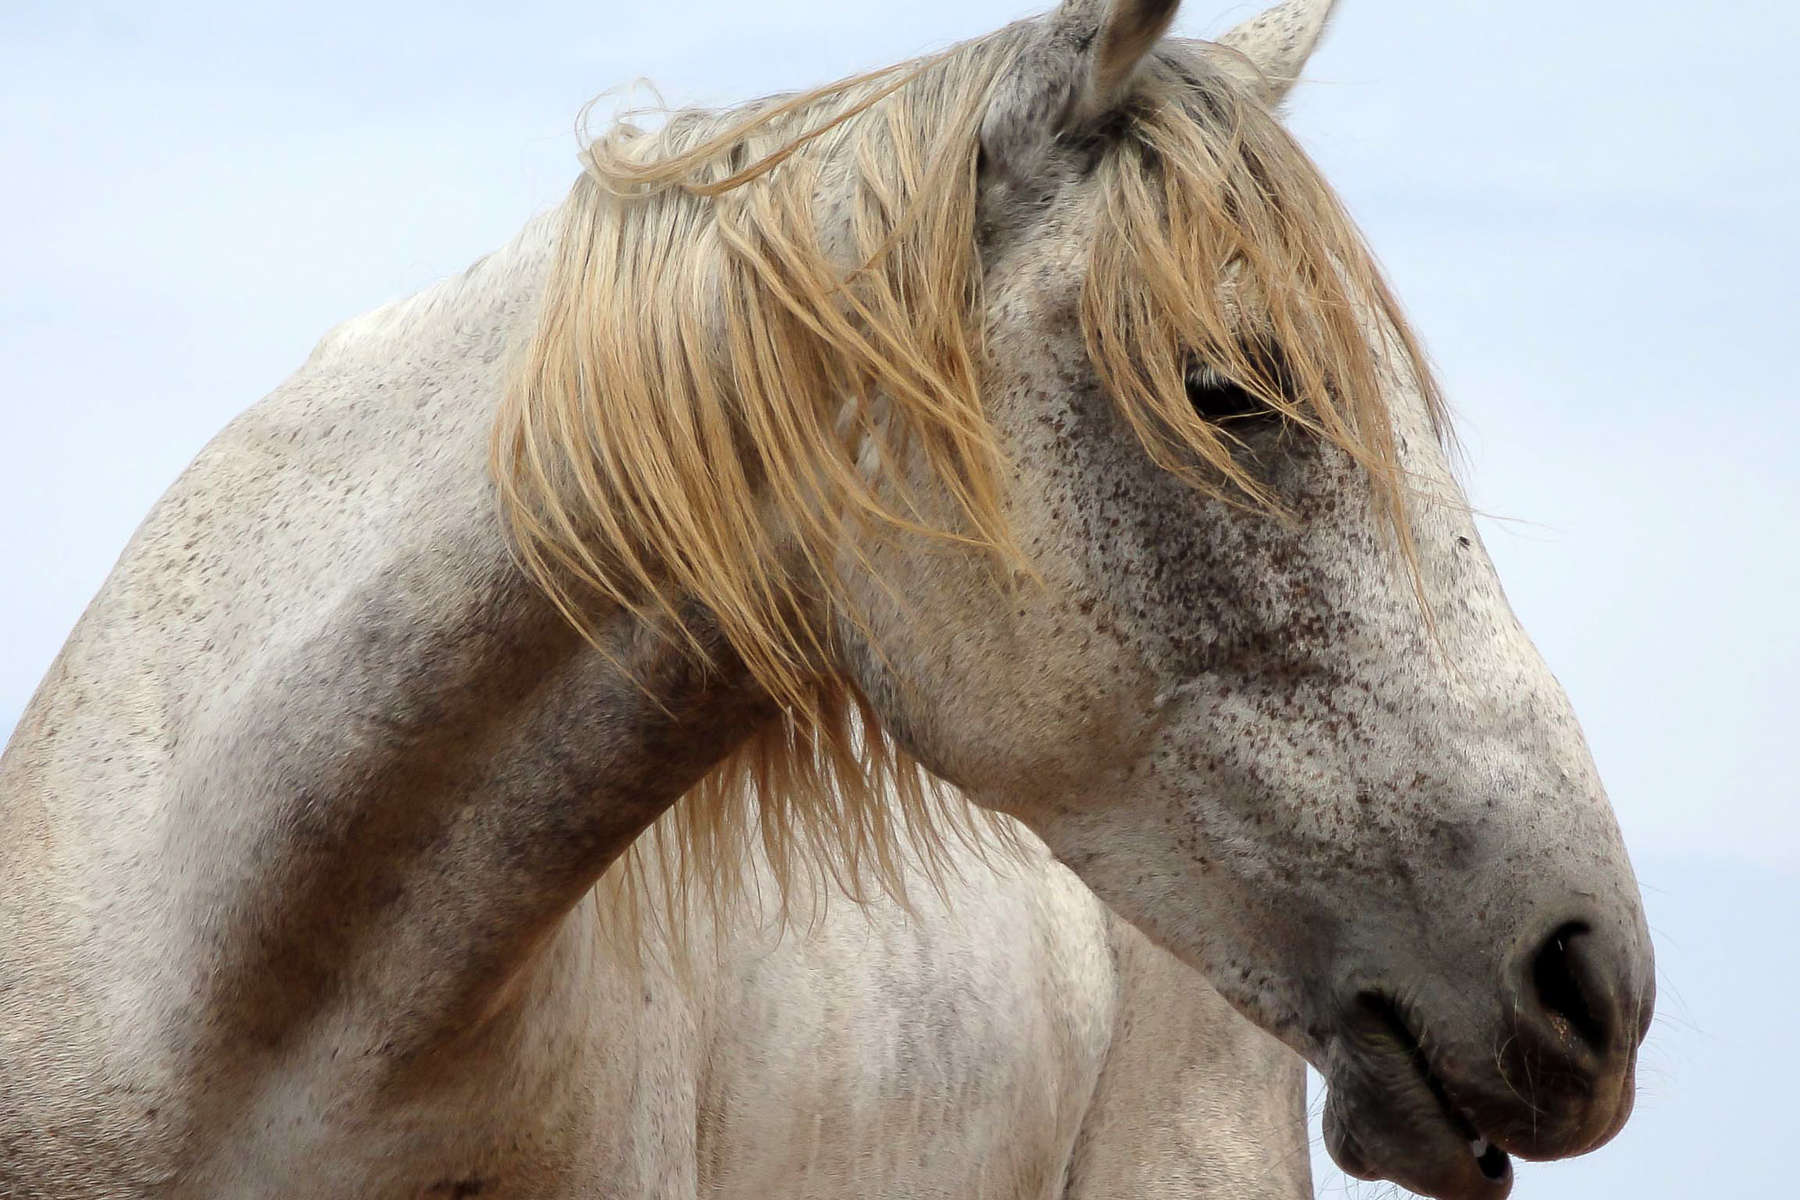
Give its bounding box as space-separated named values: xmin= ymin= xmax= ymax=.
xmin=692 ymin=829 xmax=1117 ymax=1199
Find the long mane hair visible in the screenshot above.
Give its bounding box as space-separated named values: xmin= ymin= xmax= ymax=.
xmin=490 ymin=24 xmax=1444 ymax=923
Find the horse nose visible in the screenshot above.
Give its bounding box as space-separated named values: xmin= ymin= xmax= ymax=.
xmin=1527 ymin=922 xmax=1618 ymax=1057
xmin=1497 ymin=918 xmax=1648 ymax=1156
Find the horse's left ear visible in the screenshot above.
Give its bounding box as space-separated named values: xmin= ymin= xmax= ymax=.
xmin=980 ymin=0 xmax=1180 ymax=181
xmin=1211 ymin=0 xmax=1340 ymax=106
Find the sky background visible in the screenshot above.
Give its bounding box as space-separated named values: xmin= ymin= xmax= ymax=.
xmin=3 ymin=1 xmax=1795 ymax=1195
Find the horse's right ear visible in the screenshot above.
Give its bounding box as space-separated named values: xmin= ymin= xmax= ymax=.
xmin=980 ymin=0 xmax=1180 ymax=182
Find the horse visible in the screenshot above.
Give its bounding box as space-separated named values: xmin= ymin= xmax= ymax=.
xmin=0 ymin=0 xmax=1654 ymax=1195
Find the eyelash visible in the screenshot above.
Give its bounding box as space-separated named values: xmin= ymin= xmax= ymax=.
xmin=1185 ymin=365 xmax=1278 ymax=424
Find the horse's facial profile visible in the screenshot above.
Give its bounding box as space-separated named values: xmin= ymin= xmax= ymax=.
xmin=830 ymin=2 xmax=1654 ymax=1197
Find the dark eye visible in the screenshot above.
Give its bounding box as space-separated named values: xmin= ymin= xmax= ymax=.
xmin=1185 ymin=364 xmax=1276 ymax=425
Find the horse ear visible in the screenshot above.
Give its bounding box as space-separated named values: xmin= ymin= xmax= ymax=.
xmin=980 ymin=0 xmax=1180 ymax=181
xmin=1211 ymin=0 xmax=1339 ymax=105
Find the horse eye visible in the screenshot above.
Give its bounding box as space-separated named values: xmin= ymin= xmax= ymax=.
xmin=1185 ymin=365 xmax=1277 ymax=425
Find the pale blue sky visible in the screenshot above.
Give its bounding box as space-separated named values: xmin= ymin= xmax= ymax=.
xmin=3 ymin=1 xmax=1795 ymax=1195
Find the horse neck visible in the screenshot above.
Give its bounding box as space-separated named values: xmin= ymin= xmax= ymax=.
xmin=0 ymin=211 xmax=773 ymax=1109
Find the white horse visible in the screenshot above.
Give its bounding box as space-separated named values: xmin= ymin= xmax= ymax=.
xmin=0 ymin=0 xmax=1653 ymax=1197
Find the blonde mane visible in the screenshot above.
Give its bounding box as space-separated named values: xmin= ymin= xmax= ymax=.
xmin=490 ymin=26 xmax=1445 ymax=924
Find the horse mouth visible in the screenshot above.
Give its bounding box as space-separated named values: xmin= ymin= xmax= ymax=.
xmin=1324 ymin=993 xmax=1514 ymax=1200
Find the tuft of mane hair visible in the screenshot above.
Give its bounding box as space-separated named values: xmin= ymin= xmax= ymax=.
xmin=490 ymin=22 xmax=1445 ymax=927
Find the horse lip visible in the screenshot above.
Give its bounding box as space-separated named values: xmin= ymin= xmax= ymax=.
xmin=1351 ymin=991 xmax=1485 ymax=1131
xmin=1323 ymin=1079 xmax=1514 ymax=1200
xmin=1341 ymin=987 xmax=1636 ymax=1175
xmin=1328 ymin=992 xmax=1516 ymax=1199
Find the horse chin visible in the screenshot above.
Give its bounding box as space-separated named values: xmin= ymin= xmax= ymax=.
xmin=1322 ymin=1042 xmax=1517 ymax=1200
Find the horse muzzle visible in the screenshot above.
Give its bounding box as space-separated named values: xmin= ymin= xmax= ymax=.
xmin=1320 ymin=914 xmax=1654 ymax=1200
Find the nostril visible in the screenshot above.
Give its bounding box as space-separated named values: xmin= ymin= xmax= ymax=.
xmin=1530 ymin=921 xmax=1610 ymax=1054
